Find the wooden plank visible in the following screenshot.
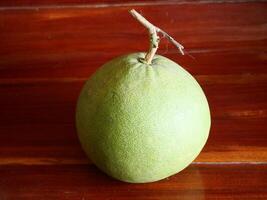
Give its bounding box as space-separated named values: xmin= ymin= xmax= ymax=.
xmin=0 ymin=0 xmax=263 ymax=7
xmin=0 ymin=164 xmax=266 ymax=199
xmin=0 ymin=74 xmax=266 ymax=164
xmin=0 ymin=0 xmax=164 ymax=7
xmin=0 ymin=2 xmax=266 ymax=199
xmin=0 ymin=3 xmax=266 ymax=79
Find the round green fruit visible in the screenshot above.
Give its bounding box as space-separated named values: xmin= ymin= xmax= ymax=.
xmin=76 ymin=53 xmax=211 ymax=183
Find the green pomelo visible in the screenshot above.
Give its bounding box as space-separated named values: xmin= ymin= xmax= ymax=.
xmin=76 ymin=52 xmax=211 ymax=183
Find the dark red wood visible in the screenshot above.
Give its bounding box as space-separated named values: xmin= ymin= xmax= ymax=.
xmin=0 ymin=75 xmax=266 ymax=164
xmin=0 ymin=164 xmax=266 ymax=200
xmin=0 ymin=0 xmax=165 ymax=7
xmin=0 ymin=3 xmax=266 ymax=79
xmin=0 ymin=0 xmax=260 ymax=7
xmin=0 ymin=1 xmax=267 ymax=199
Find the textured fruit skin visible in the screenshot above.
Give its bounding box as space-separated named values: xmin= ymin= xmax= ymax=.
xmin=76 ymin=53 xmax=211 ymax=183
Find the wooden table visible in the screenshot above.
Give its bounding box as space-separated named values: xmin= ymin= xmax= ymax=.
xmin=0 ymin=1 xmax=267 ymax=199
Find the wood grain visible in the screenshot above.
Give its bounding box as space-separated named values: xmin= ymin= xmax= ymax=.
xmin=0 ymin=74 xmax=266 ymax=164
xmin=0 ymin=0 xmax=263 ymax=7
xmin=0 ymin=3 xmax=266 ymax=79
xmin=0 ymin=0 xmax=168 ymax=7
xmin=0 ymin=1 xmax=267 ymax=199
xmin=0 ymin=164 xmax=266 ymax=200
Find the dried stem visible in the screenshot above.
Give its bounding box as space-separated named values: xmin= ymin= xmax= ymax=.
xmin=129 ymin=9 xmax=184 ymax=64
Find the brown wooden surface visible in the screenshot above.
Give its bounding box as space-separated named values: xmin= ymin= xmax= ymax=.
xmin=0 ymin=0 xmax=165 ymax=7
xmin=0 ymin=1 xmax=267 ymax=199
xmin=1 ymin=0 xmax=261 ymax=7
xmin=1 ymin=164 xmax=267 ymax=200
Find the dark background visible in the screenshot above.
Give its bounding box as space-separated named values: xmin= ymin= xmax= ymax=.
xmin=0 ymin=0 xmax=267 ymax=199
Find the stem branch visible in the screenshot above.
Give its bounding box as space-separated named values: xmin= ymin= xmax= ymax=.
xmin=129 ymin=9 xmax=184 ymax=64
